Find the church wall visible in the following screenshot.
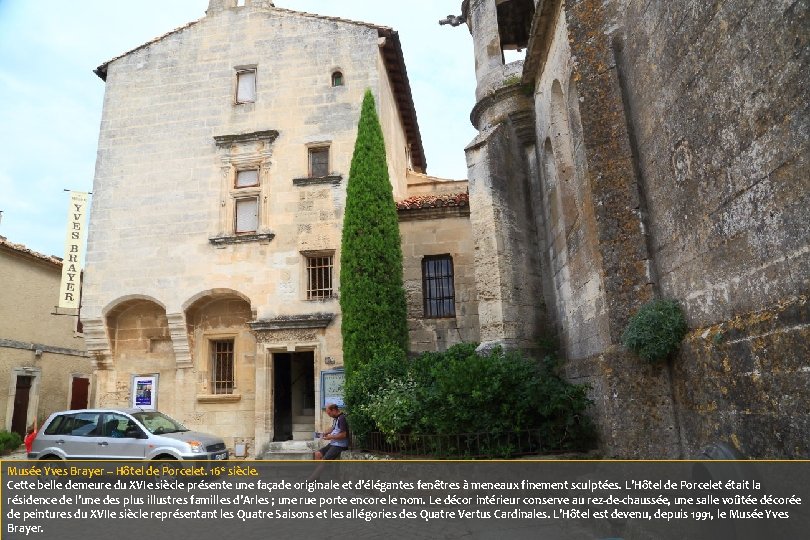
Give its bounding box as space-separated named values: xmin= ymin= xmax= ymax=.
xmin=618 ymin=0 xmax=810 ymax=457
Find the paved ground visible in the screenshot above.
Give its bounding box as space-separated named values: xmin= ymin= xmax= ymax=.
xmin=1 ymin=445 xmax=27 ymax=460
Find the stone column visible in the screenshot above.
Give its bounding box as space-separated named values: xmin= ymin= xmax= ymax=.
xmin=467 ymin=0 xmax=504 ymax=100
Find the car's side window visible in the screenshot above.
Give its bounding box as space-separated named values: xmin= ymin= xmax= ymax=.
xmin=44 ymin=414 xmax=70 ymax=435
xmin=103 ymin=413 xmax=141 ymax=438
xmin=69 ymin=412 xmax=103 ymax=437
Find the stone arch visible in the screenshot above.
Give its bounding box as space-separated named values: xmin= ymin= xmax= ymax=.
xmin=184 ymin=291 xmax=255 ymax=396
xmin=105 ymin=297 xmax=171 ymax=358
xmin=550 ymin=79 xmax=579 ymax=238
xmin=102 ymin=294 xmax=166 ymax=318
xmin=566 ymin=73 xmax=586 ymax=169
xmin=182 ymin=288 xmax=253 ymax=314
xmin=541 ymin=137 xmax=566 ymax=263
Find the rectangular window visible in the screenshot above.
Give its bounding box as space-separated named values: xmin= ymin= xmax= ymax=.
xmin=235 ymin=169 xmax=259 ymax=188
xmin=422 ymin=255 xmax=456 ymax=318
xmin=211 ymin=339 xmax=235 ymax=394
xmin=306 ymin=254 xmax=334 ymax=299
xmin=236 ymin=69 xmax=256 ymax=103
xmin=309 ymin=147 xmax=329 ymax=178
xmin=234 ymin=197 xmax=259 ymax=233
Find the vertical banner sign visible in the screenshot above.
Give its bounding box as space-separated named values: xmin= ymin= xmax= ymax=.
xmin=58 ymin=191 xmax=89 ymax=309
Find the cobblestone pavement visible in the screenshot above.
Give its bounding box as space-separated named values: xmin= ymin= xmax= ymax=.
xmin=2 ymin=446 xmax=28 ymax=460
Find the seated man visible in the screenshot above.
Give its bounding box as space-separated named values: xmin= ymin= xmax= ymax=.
xmin=308 ymin=403 xmax=348 ymax=481
xmin=315 ymin=403 xmax=349 ymax=460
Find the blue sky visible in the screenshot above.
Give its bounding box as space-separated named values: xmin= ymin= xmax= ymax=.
xmin=0 ymin=1 xmax=476 ymax=257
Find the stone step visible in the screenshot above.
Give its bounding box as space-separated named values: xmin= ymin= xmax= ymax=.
xmin=293 ymin=422 xmax=313 ymax=431
xmin=292 ymin=430 xmax=316 ymax=441
xmin=292 ymin=415 xmax=314 ymax=424
xmin=262 ymin=450 xmax=313 ymax=461
xmin=266 ymin=440 xmax=320 ymax=452
xmin=300 ymin=408 xmax=315 ymax=416
xmin=262 ymin=439 xmax=320 ymax=460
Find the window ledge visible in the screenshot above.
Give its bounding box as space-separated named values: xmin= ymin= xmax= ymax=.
xmin=209 ymin=232 xmax=275 ymax=247
xmin=197 ymin=393 xmax=242 ymax=403
xmin=292 ymin=175 xmax=342 ymax=186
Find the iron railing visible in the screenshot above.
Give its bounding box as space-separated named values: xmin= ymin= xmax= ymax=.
xmin=353 ymin=429 xmax=552 ymax=459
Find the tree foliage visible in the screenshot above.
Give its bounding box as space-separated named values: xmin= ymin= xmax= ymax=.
xmin=340 ymin=89 xmax=408 ymax=385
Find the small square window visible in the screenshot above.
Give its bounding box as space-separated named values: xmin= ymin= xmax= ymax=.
xmin=306 ymin=254 xmax=334 ymax=299
xmin=309 ymin=147 xmax=329 ymax=178
xmin=235 ymin=197 xmax=258 ymax=233
xmin=235 ymin=169 xmax=259 ymax=188
xmin=236 ymin=69 xmax=256 ymax=103
xmin=211 ymin=339 xmax=235 ymax=394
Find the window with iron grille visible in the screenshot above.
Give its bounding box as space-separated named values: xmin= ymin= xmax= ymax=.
xmin=306 ymin=254 xmax=333 ymax=299
xmin=309 ymin=146 xmax=329 ymax=177
xmin=422 ymin=255 xmax=456 ymax=318
xmin=211 ymin=339 xmax=235 ymax=394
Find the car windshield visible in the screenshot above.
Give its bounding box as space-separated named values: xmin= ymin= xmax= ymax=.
xmin=131 ymin=411 xmax=189 ymax=435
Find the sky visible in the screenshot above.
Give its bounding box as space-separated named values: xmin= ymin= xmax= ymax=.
xmin=0 ymin=0 xmax=476 ymax=258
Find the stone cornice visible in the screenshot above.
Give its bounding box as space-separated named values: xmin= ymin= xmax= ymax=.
xmin=0 ymin=338 xmax=88 ymax=358
xmin=214 ymin=130 xmax=279 ymax=148
xmin=209 ymin=232 xmax=275 ymax=246
xmin=398 ymin=206 xmax=471 ymax=222
xmin=249 ymin=313 xmax=334 ymax=331
xmin=292 ymin=175 xmax=343 ymax=186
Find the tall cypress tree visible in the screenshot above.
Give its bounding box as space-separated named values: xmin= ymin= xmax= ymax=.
xmin=340 ymin=89 xmax=408 ymax=376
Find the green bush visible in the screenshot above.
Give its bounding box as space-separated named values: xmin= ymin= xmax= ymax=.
xmin=0 ymin=431 xmax=22 ymax=453
xmin=344 ymin=343 xmax=409 ymax=439
xmin=356 ymin=343 xmax=595 ymax=455
xmin=622 ymin=298 xmax=688 ymax=362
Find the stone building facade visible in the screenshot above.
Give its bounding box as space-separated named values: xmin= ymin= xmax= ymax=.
xmin=455 ymin=0 xmax=808 ymax=457
xmin=81 ymin=0 xmax=473 ymax=456
xmin=0 ymin=237 xmax=91 ymax=436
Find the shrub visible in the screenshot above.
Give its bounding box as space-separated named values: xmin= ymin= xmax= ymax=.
xmin=0 ymin=431 xmax=22 ymax=453
xmin=622 ymin=298 xmax=688 ymax=362
xmin=344 ymin=343 xmax=409 ymax=440
xmin=360 ymin=343 xmax=595 ymax=454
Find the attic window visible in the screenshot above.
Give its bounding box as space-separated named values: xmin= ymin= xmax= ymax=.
xmin=236 ymin=69 xmax=256 ymax=103
xmin=331 ymin=71 xmax=344 ymax=87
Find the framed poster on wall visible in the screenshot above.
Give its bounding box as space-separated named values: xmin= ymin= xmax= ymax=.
xmin=320 ymin=368 xmax=345 ymax=409
xmin=131 ymin=375 xmax=158 ymax=410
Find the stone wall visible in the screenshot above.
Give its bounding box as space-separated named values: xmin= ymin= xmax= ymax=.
xmin=617 ymin=0 xmax=810 ymax=457
xmin=399 ymin=205 xmax=479 ymax=353
xmin=463 ymin=0 xmax=807 ymax=457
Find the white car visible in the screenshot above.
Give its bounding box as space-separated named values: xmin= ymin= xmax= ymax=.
xmin=30 ymin=408 xmax=228 ymax=461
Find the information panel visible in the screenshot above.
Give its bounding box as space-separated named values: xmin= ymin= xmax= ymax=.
xmin=1 ymin=460 xmax=808 ymax=539
xmin=320 ymin=368 xmax=345 ymax=408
